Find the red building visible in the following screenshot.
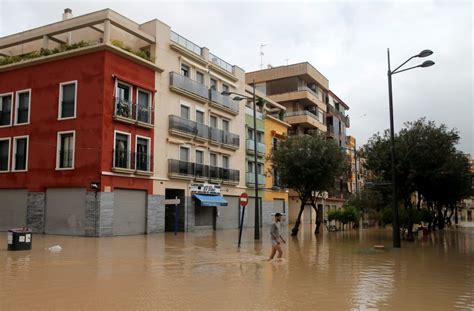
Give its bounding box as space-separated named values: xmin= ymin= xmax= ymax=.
xmin=0 ymin=40 xmax=160 ymax=235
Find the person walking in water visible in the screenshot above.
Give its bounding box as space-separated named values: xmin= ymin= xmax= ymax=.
xmin=269 ymin=213 xmax=286 ymax=260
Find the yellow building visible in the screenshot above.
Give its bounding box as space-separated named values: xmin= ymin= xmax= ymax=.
xmin=264 ymin=102 xmax=291 ymax=217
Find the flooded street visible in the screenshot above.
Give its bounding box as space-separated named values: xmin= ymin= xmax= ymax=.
xmin=1 ymin=226 xmax=473 ymax=310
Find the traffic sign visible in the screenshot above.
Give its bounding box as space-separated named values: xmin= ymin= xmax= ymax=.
xmin=240 ymin=193 xmax=249 ymax=207
xmin=164 ymin=198 xmax=181 ymax=205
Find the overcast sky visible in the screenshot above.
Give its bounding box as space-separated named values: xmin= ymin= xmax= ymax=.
xmin=1 ymin=0 xmax=472 ymax=154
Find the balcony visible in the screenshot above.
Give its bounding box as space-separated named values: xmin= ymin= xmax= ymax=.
xmin=169 ymin=72 xmax=209 ymax=102
xmin=246 ymin=140 xmax=266 ymax=155
xmin=222 ymin=131 xmax=240 ymax=150
xmin=112 ymin=149 xmax=153 ymax=175
xmin=113 ymin=97 xmax=154 ymax=128
xmin=269 ymin=89 xmax=325 ymax=110
xmin=113 ymin=97 xmax=135 ymax=123
xmin=168 ymin=159 xmax=239 ymax=184
xmin=169 ymin=115 xmax=209 ymax=141
xmin=170 ymin=31 xmax=202 ymax=56
xmin=209 ymin=53 xmax=233 ymax=73
xmin=209 ymin=89 xmax=239 ymax=115
xmin=285 ymin=110 xmax=326 ymax=131
xmin=246 ymin=172 xmax=266 ymax=187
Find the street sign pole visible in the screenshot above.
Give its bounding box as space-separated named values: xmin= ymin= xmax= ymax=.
xmin=238 ymin=193 xmax=249 ymax=248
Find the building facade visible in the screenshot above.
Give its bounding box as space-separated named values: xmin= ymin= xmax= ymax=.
xmin=246 ymin=63 xmax=351 ymax=224
xmin=0 ymin=9 xmax=253 ymax=235
xmin=0 ymin=10 xmax=161 ymax=235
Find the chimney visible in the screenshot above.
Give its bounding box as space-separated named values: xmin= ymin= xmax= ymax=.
xmin=63 ymin=8 xmax=73 ymax=20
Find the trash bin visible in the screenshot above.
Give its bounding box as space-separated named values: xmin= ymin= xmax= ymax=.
xmin=7 ymin=228 xmax=32 ymax=251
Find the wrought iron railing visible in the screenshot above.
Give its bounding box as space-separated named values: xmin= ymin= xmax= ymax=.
xmin=169 ymin=159 xmax=239 ymax=182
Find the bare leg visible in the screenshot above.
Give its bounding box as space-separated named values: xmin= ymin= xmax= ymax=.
xmin=276 ymin=244 xmax=283 ymax=259
xmin=269 ymin=245 xmax=277 ymax=260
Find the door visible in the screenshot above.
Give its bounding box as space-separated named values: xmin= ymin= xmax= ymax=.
xmin=112 ymin=189 xmax=147 ymax=235
xmin=45 ymin=188 xmax=86 ymax=235
xmin=0 ymin=189 xmax=27 ymax=231
xmin=165 ymin=189 xmax=185 ymax=232
xmin=219 ymin=196 xmax=240 ymax=229
xmin=273 ymin=199 xmax=285 ymax=214
xmin=303 ymin=204 xmax=312 ymax=224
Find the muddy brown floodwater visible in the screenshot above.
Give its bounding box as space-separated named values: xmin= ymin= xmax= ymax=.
xmin=1 ymin=225 xmax=473 ymax=310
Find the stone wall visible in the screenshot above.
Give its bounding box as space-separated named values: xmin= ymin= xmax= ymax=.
xmin=26 ymin=192 xmax=45 ymax=233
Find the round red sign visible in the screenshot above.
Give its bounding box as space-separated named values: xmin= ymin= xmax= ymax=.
xmin=239 ymin=193 xmax=249 ymax=207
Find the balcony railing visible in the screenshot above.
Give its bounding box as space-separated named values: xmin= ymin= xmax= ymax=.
xmin=113 ymin=149 xmax=133 ymax=170
xmin=298 ymin=85 xmax=320 ymax=99
xmin=222 ymin=131 xmax=240 ymax=148
xmin=285 ymin=110 xmax=325 ymax=124
xmin=209 ymin=89 xmax=239 ymax=113
xmin=170 ymin=31 xmax=202 ymax=56
xmin=169 ymin=115 xmax=209 ymax=140
xmin=114 ymin=97 xmax=135 ymax=120
xmin=246 ymin=172 xmax=266 ymax=186
xmin=136 ymin=152 xmax=153 ymax=172
xmin=169 ymin=159 xmax=239 ymax=182
xmin=170 ymin=72 xmax=209 ymax=100
xmin=246 ymin=140 xmax=266 ymax=154
xmin=169 ymin=115 xmax=239 ymax=148
xmin=58 ymin=149 xmax=73 ymax=168
xmin=209 ymin=53 xmax=233 ymax=73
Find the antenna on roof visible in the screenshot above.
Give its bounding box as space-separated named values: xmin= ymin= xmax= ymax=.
xmin=260 ymin=44 xmax=267 ymax=69
xmin=284 ymin=58 xmax=289 ymax=66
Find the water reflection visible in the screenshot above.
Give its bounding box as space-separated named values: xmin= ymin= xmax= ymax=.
xmin=1 ymin=227 xmax=473 ymax=310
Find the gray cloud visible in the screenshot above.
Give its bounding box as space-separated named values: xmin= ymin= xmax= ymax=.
xmin=1 ymin=0 xmax=472 ymax=153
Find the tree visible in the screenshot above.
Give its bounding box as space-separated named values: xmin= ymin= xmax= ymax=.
xmin=364 ymin=118 xmax=472 ymax=239
xmin=270 ymin=132 xmax=346 ymax=235
xmin=328 ymin=207 xmax=360 ymax=230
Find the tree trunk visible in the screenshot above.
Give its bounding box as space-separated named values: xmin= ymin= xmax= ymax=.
xmin=312 ymin=203 xmax=320 ymax=235
xmin=291 ymin=202 xmax=305 ymax=236
xmin=405 ymin=199 xmax=415 ymax=241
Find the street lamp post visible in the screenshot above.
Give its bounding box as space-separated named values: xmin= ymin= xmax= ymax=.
xmin=387 ymin=48 xmax=434 ymax=248
xmin=222 ymin=81 xmax=261 ymax=240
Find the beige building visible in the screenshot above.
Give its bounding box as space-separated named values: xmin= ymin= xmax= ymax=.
xmin=246 ymin=63 xmax=351 ymax=225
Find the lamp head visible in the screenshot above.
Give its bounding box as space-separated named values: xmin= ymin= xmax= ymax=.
xmin=232 ymin=96 xmax=246 ymax=101
xmin=420 ymin=60 xmax=435 ymax=68
xmin=417 ymin=49 xmax=433 ymax=58
xmin=221 ymin=91 xmax=231 ymax=96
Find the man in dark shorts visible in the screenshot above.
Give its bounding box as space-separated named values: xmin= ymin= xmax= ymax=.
xmin=268 ymin=213 xmax=286 ymax=260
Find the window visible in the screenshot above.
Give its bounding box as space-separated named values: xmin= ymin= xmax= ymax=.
xmin=180 ymin=146 xmax=189 ymax=162
xmin=117 ymin=82 xmax=131 ymax=101
xmin=12 ymin=136 xmax=28 ymax=171
xmin=222 ymin=119 xmax=229 ymax=132
xmin=195 ymin=150 xmax=204 ymax=164
xmin=137 ymin=89 xmax=151 ymax=123
xmin=136 ymin=137 xmax=150 ymax=171
xmin=181 ymin=64 xmax=190 ymax=77
xmin=59 ymin=81 xmax=77 ymax=119
xmin=0 ymin=138 xmax=10 ymax=172
xmin=210 ymin=153 xmax=217 ymax=167
xmin=257 ymin=163 xmax=264 ymax=174
xmin=15 ymin=90 xmax=30 ymax=125
xmin=0 ymin=93 xmax=13 ymax=127
xmin=210 ymin=78 xmax=217 ymax=90
xmin=56 ymin=131 xmax=75 ymax=169
xmin=196 ymin=71 xmax=205 ymax=84
xmin=222 ymin=155 xmax=229 ymax=168
xmin=222 ymin=84 xmax=229 ymax=93
xmin=272 ymin=137 xmax=279 ymax=151
xmin=273 ymin=168 xmax=280 ymax=187
xmin=196 ymin=110 xmax=204 ymax=124
xmin=247 ymin=161 xmax=254 ymax=173
xmin=247 ymin=128 xmax=254 ymax=140
xmin=114 ymin=132 xmax=130 ymax=169
xmin=256 ymin=131 xmax=263 ymax=143
xmin=181 ymin=105 xmax=190 ymax=120
xmin=210 ymin=115 xmax=218 ymax=128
